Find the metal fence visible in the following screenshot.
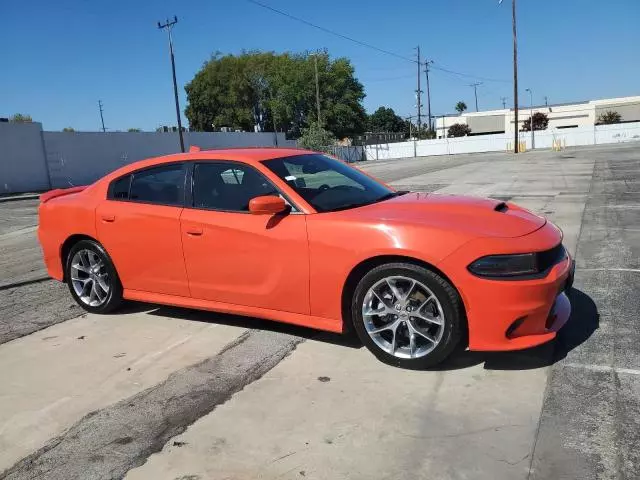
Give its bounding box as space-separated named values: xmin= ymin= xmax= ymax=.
xmin=324 ymin=145 xmax=365 ymax=163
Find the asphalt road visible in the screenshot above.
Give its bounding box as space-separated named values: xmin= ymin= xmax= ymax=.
xmin=0 ymin=143 xmax=638 ymax=480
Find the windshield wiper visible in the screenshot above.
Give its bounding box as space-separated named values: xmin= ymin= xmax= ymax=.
xmin=325 ymin=191 xmax=410 ymax=212
xmin=374 ymin=190 xmax=409 ymax=203
xmin=325 ymin=202 xmax=370 ymax=212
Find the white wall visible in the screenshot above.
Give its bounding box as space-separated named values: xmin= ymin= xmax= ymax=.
xmin=365 ymin=121 xmax=640 ymax=161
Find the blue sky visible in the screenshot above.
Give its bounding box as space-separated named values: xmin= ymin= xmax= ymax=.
xmin=1 ymin=0 xmax=639 ymax=131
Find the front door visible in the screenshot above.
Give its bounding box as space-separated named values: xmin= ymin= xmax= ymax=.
xmin=180 ymin=161 xmax=309 ymax=314
xmin=96 ymin=162 xmax=190 ymax=297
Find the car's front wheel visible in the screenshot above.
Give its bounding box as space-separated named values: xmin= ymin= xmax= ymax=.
xmin=351 ymin=262 xmax=464 ymax=369
xmin=66 ymin=239 xmax=123 ymax=314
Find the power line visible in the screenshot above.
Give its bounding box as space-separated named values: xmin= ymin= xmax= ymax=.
xmin=244 ymin=0 xmax=508 ymax=83
xmin=245 ymin=0 xmax=415 ymax=64
xmin=363 ymin=73 xmax=415 ymax=82
xmin=430 ymin=64 xmax=510 ymax=83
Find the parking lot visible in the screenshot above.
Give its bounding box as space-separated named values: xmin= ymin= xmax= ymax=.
xmin=0 ymin=143 xmax=638 ymax=480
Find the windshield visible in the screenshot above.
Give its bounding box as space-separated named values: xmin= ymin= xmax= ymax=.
xmin=262 ymin=154 xmax=396 ymax=212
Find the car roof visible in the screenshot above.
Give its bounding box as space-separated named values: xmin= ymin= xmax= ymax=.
xmin=152 ymin=147 xmax=313 ymax=165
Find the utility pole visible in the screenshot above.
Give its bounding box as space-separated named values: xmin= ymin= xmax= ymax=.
xmin=470 ymin=82 xmax=482 ymax=112
xmin=499 ymin=0 xmax=520 ymax=153
xmin=415 ymin=46 xmax=422 ymax=135
xmin=98 ymin=100 xmax=106 ymax=132
xmin=501 ymin=97 xmax=507 ymax=109
xmin=157 ymin=16 xmax=185 ymax=153
xmin=312 ymin=53 xmax=322 ymax=125
xmin=424 ymin=60 xmax=433 ymax=131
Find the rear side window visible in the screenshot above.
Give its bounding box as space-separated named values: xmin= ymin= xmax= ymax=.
xmin=129 ymin=163 xmax=186 ymax=206
xmin=108 ymin=175 xmax=132 ymax=200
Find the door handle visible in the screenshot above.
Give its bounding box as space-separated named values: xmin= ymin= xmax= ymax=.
xmin=101 ymin=215 xmax=115 ymax=223
xmin=185 ymin=227 xmax=203 ymax=236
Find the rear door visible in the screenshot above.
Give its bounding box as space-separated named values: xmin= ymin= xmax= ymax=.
xmin=180 ymin=161 xmax=310 ymax=314
xmin=96 ymin=162 xmax=190 ymax=297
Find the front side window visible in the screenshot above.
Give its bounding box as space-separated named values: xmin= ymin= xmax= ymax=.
xmin=128 ymin=163 xmax=185 ymax=206
xmin=262 ymin=154 xmax=395 ymax=212
xmin=193 ymin=162 xmax=278 ymax=212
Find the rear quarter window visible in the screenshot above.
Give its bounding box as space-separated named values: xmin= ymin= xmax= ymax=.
xmin=108 ymin=174 xmax=132 ymax=200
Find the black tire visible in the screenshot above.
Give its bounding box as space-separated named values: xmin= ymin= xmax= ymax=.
xmin=351 ymin=262 xmax=464 ymax=369
xmin=65 ymin=239 xmax=123 ymax=314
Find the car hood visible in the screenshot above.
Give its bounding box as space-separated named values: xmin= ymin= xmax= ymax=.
xmin=348 ymin=192 xmax=546 ymax=238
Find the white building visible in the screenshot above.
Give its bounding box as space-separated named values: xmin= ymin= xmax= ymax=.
xmin=435 ymin=95 xmax=640 ymax=138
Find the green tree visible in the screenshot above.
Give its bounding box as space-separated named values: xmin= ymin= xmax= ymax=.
xmin=368 ymin=107 xmax=406 ymax=133
xmin=297 ymin=121 xmax=336 ymax=152
xmin=185 ymin=51 xmax=366 ymax=139
xmin=128 ymin=128 xmax=142 ymax=132
xmin=596 ymin=110 xmax=622 ymax=125
xmin=521 ymin=112 xmax=549 ymax=131
xmin=10 ymin=113 xmax=32 ymax=123
xmin=455 ymin=102 xmax=467 ymax=114
xmin=62 ymin=127 xmax=75 ymax=132
xmin=448 ymin=123 xmax=471 ymax=137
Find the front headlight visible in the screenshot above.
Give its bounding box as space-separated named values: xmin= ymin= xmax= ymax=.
xmin=468 ymin=253 xmax=538 ymax=278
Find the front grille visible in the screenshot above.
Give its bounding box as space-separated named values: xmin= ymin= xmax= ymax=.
xmin=536 ymin=244 xmax=566 ymax=272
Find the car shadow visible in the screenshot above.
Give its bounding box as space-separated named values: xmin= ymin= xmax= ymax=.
xmin=118 ymin=302 xmax=363 ymax=349
xmin=117 ymin=287 xmax=598 ymax=370
xmin=431 ymin=288 xmax=600 ymax=371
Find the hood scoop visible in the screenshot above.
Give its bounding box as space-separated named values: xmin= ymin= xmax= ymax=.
xmin=494 ymin=202 xmax=508 ymax=212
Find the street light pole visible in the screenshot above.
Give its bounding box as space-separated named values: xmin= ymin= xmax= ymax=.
xmin=424 ymin=60 xmax=433 ymax=131
xmin=157 ymin=16 xmax=185 ymax=153
xmin=526 ymin=88 xmax=534 ymax=149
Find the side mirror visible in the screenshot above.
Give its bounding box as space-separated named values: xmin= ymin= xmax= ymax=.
xmin=249 ymin=195 xmax=288 ymax=215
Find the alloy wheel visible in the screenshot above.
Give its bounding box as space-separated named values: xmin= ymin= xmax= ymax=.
xmin=70 ymin=249 xmax=110 ymax=307
xmin=362 ymin=275 xmax=445 ymax=359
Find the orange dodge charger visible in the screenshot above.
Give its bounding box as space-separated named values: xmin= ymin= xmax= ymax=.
xmin=38 ymin=148 xmax=574 ymax=368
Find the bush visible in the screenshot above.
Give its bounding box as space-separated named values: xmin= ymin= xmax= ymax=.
xmin=297 ymin=121 xmax=336 ymax=152
xmin=448 ymin=123 xmax=471 ymax=137
xmin=521 ymin=112 xmax=549 ymax=131
xmin=596 ymin=110 xmax=621 ymax=125
xmin=10 ymin=113 xmax=32 ymax=123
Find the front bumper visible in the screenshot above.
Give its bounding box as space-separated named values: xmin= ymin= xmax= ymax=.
xmin=441 ymin=221 xmax=573 ymax=351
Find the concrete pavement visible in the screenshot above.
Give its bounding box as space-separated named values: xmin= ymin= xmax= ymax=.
xmin=1 ymin=143 xmax=639 ymax=479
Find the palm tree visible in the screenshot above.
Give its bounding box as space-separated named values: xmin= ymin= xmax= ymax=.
xmin=455 ymin=102 xmax=467 ymax=114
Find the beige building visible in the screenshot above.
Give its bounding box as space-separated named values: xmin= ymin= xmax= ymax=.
xmin=436 ymin=95 xmax=640 ymax=138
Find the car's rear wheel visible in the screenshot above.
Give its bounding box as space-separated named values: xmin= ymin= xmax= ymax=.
xmin=351 ymin=262 xmax=464 ymax=369
xmin=66 ymin=239 xmax=123 ymax=314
